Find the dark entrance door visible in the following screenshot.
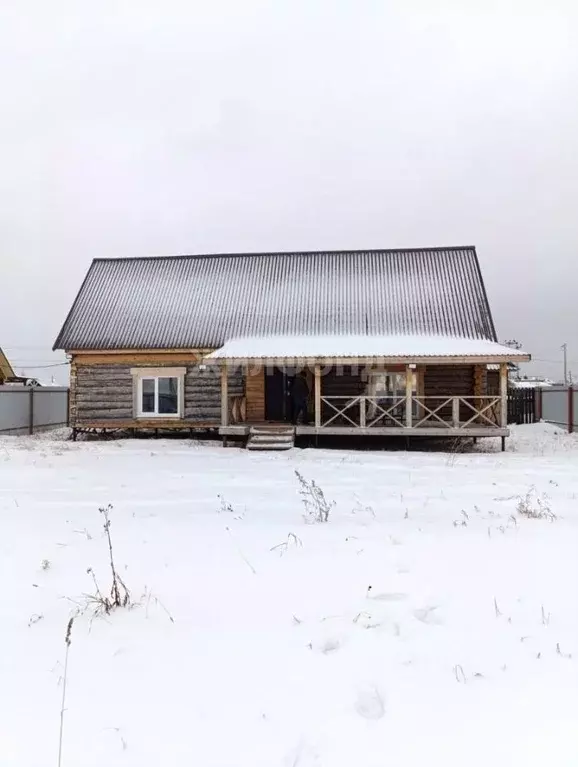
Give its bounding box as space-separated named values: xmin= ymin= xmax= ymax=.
xmin=265 ymin=367 xmax=294 ymax=421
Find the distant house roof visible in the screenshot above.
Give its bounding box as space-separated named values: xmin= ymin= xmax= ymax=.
xmin=0 ymin=347 xmax=15 ymax=381
xmin=54 ymin=247 xmax=498 ymax=351
xmin=510 ymin=379 xmax=553 ymax=389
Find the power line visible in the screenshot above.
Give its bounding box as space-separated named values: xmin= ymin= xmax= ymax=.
xmin=531 ymin=357 xmax=578 ymax=366
xmin=13 ymin=362 xmax=70 ymax=369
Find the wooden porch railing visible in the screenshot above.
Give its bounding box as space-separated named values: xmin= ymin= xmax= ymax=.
xmin=320 ymin=395 xmax=502 ymax=430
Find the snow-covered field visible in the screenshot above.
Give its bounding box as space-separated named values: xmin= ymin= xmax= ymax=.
xmin=1 ymin=425 xmax=577 ymax=767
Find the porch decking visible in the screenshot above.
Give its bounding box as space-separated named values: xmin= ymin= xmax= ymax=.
xmin=221 ymin=424 xmax=509 ymax=437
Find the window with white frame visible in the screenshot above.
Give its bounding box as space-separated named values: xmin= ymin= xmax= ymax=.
xmin=131 ymin=368 xmax=185 ymax=418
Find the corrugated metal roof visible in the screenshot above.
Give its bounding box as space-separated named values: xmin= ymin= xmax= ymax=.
xmin=53 ymin=247 xmax=497 ymax=351
xmin=207 ymin=335 xmax=527 ymax=360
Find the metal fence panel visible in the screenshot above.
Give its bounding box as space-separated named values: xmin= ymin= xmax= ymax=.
xmin=0 ymin=389 xmax=31 ymax=432
xmin=32 ymin=388 xmax=69 ymax=429
xmin=541 ymin=387 xmax=570 ymax=429
xmin=0 ymin=386 xmax=69 ymax=434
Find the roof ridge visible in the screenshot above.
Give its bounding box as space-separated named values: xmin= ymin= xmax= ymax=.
xmin=92 ymin=246 xmax=476 ymax=263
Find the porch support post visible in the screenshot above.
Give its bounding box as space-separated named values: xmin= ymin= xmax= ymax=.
xmin=221 ymin=363 xmax=229 ymax=428
xmin=405 ymin=365 xmax=413 ymax=428
xmin=452 ymin=398 xmax=460 ymax=427
xmin=314 ymin=364 xmax=321 ymax=428
xmin=500 ymin=362 xmax=508 ymax=428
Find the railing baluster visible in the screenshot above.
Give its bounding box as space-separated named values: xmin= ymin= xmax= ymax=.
xmin=452 ymin=398 xmax=460 ymax=427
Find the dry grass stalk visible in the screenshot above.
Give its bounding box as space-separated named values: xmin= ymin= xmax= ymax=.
xmin=58 ymin=617 xmax=74 ymax=767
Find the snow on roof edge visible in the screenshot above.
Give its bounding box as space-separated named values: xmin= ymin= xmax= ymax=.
xmin=206 ymin=335 xmax=530 ymax=361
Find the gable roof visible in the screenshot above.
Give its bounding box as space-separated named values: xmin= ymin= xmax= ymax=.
xmin=0 ymin=347 xmax=15 ymax=381
xmin=54 ymin=247 xmax=497 ymax=351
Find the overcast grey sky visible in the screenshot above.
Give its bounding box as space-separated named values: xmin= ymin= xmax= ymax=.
xmin=1 ymin=1 xmax=576 ymax=383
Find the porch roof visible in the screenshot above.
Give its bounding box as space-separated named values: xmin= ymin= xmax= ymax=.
xmin=206 ymin=335 xmax=530 ymax=363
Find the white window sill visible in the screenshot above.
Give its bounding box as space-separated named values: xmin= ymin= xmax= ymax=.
xmin=136 ymin=413 xmax=182 ymax=419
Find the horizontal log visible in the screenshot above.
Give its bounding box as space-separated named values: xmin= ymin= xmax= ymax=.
xmin=78 ymin=412 xmax=133 ymax=421
xmin=185 ymin=389 xmax=242 ymax=398
xmin=77 ymin=402 xmax=134 ymax=411
xmin=77 ymin=376 xmax=133 ymax=385
xmin=76 ymin=389 xmax=133 ymax=399
xmin=77 ymin=404 xmax=133 ymax=414
xmin=185 ymin=384 xmax=222 ymax=392
xmin=185 ymin=406 xmax=220 ymax=411
xmin=185 ymin=394 xmax=220 ymax=400
xmin=77 ymin=368 xmax=132 ymax=375
xmin=186 ymin=376 xmax=243 ymax=385
xmin=73 ymin=354 xmax=205 ymax=366
xmin=186 ymin=404 xmax=220 ymax=411
xmin=187 ymin=416 xmax=219 ymax=423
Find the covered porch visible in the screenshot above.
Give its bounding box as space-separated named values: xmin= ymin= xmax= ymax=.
xmin=208 ymin=335 xmax=530 ymax=448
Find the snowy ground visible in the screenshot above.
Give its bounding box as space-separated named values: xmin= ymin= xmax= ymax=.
xmin=1 ymin=425 xmax=577 ymax=767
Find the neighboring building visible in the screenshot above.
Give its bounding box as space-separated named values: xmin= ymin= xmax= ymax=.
xmin=510 ymin=377 xmax=554 ymax=389
xmin=53 ymin=247 xmax=529 ymax=448
xmin=0 ymin=347 xmax=15 ymax=383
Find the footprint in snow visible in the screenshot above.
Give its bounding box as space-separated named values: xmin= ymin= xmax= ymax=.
xmin=413 ymin=606 xmax=443 ymax=625
xmin=355 ymin=684 xmax=386 ymax=720
xmin=366 ymin=586 xmax=407 ymax=602
xmin=284 ymin=740 xmax=320 ymax=766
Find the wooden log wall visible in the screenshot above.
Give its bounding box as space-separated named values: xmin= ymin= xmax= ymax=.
xmin=69 ymin=360 xmax=78 ymax=426
xmin=321 ymin=366 xmax=366 ymax=424
xmin=184 ymin=365 xmax=243 ymax=421
xmin=423 ymin=364 xmax=475 ymax=421
xmin=487 ymin=369 xmax=500 ymax=395
xmin=75 ymin=365 xmax=134 ymax=423
xmin=72 ymin=361 xmax=244 ymax=427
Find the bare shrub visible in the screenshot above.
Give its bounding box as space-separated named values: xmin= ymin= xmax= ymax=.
xmin=82 ymin=505 xmax=130 ymax=615
xmin=41 ymin=559 xmax=51 ymax=571
xmin=74 ymin=528 xmax=92 ymax=540
xmin=295 ymin=470 xmax=334 ymax=523
xmin=217 ymin=494 xmax=234 ymax=514
xmin=446 ymin=437 xmax=469 ymax=466
xmin=352 ymin=498 xmax=376 ymax=518
xmin=270 ymin=533 xmax=303 ymax=556
xmin=516 ymin=488 xmax=556 ymax=521
xmin=141 ymin=586 xmax=175 ymax=623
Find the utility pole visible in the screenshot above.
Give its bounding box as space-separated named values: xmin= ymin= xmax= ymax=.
xmin=562 ymin=343 xmax=568 ymax=386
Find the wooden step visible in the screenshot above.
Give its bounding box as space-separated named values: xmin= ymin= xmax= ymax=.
xmin=246 ymin=440 xmax=294 ymax=451
xmin=249 ymin=425 xmax=295 ymax=436
xmin=247 ymin=424 xmax=295 ymax=451
xmin=249 ymin=433 xmax=293 ymax=444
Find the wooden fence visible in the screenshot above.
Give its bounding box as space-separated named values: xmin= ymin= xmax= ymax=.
xmin=507 ymin=388 xmax=536 ymax=425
